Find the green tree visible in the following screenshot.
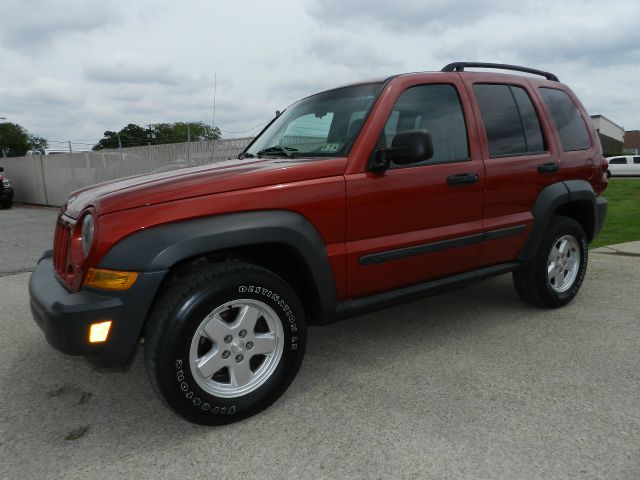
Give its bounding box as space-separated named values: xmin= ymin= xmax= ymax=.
xmin=93 ymin=122 xmax=221 ymax=150
xmin=0 ymin=122 xmax=48 ymax=157
xmin=92 ymin=123 xmax=149 ymax=150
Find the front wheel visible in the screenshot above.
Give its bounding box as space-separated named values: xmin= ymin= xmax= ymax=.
xmin=144 ymin=261 xmax=306 ymax=425
xmin=513 ymin=215 xmax=588 ymax=308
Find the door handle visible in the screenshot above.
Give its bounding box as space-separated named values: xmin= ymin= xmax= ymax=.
xmin=537 ymin=162 xmax=559 ymax=173
xmin=447 ymin=173 xmax=478 ymax=186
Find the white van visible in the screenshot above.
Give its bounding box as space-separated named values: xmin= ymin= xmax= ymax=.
xmin=606 ymin=155 xmax=640 ymax=177
xmin=26 ymin=149 xmax=69 ymax=156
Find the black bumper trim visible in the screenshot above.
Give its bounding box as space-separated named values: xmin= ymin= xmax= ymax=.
xmin=29 ymin=253 xmax=168 ymax=367
xmin=594 ymin=195 xmax=607 ymax=240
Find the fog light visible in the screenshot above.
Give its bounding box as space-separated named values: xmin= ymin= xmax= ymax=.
xmin=84 ymin=268 xmax=138 ymax=290
xmin=89 ymin=321 xmax=112 ymax=343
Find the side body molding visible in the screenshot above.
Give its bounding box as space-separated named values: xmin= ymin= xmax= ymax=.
xmin=518 ymin=180 xmax=604 ymax=261
xmin=99 ymin=211 xmax=339 ymax=321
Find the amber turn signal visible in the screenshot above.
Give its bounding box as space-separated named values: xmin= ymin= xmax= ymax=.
xmin=84 ymin=268 xmax=138 ymax=290
xmin=89 ymin=320 xmax=112 ymax=343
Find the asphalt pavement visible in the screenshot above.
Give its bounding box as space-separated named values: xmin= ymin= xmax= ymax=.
xmin=0 ymin=206 xmax=639 ymax=480
xmin=0 ymin=204 xmax=59 ymax=276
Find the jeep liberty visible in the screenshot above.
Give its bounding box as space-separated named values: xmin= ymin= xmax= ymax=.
xmin=29 ymin=62 xmax=608 ymax=424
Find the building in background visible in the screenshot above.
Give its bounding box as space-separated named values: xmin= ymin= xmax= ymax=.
xmin=590 ymin=115 xmax=624 ymax=156
xmin=623 ymin=129 xmax=640 ymax=155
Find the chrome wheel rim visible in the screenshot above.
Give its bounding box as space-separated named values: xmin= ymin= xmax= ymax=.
xmin=189 ymin=299 xmax=284 ymax=398
xmin=547 ymin=235 xmax=580 ymax=293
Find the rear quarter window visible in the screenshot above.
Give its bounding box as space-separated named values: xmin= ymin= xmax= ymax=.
xmin=539 ymin=88 xmax=591 ymax=151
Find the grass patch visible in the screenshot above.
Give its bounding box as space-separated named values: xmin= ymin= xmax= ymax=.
xmin=590 ymin=178 xmax=640 ymax=249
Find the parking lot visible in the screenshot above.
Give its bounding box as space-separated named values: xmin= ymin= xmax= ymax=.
xmin=0 ymin=205 xmax=639 ymax=480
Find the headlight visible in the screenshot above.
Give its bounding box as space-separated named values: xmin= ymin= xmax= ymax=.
xmin=1 ymin=179 xmax=9 ymax=188
xmin=81 ymin=214 xmax=94 ymax=257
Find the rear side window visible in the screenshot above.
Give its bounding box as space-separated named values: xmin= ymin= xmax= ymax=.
xmin=608 ymin=158 xmax=627 ymax=164
xmin=634 ymin=157 xmax=640 ymax=164
xmin=473 ymin=84 xmax=546 ymax=157
xmin=384 ymin=84 xmax=469 ymax=167
xmin=539 ymin=88 xmax=591 ymax=151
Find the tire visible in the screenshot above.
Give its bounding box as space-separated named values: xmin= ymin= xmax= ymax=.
xmin=0 ymin=199 xmax=12 ymax=209
xmin=606 ymin=170 xmax=611 ymax=179
xmin=512 ymin=215 xmax=588 ymax=308
xmin=144 ymin=260 xmax=306 ymax=425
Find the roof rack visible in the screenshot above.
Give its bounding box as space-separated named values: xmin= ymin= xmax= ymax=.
xmin=441 ymin=62 xmax=559 ymax=82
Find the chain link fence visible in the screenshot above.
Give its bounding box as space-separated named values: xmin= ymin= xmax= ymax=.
xmin=1 ymin=137 xmax=254 ymax=207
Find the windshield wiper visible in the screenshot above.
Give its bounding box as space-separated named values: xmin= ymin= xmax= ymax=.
xmin=256 ymin=146 xmax=298 ymax=159
xmin=238 ymin=152 xmax=256 ymax=159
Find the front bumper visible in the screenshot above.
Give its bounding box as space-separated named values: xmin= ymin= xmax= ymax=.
xmin=29 ymin=251 xmax=167 ymax=368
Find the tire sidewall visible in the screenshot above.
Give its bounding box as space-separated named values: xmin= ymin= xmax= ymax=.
xmin=154 ymin=270 xmax=306 ymax=425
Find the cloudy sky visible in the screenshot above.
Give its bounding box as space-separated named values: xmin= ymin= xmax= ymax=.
xmin=1 ymin=0 xmax=639 ymax=150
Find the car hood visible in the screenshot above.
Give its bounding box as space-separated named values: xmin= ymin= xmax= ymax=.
xmin=64 ymin=157 xmax=347 ymax=218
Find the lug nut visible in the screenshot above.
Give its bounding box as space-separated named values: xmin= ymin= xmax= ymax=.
xmin=222 ymin=350 xmax=230 ymax=359
xmin=235 ymin=354 xmax=244 ymax=363
xmin=246 ymin=341 xmax=254 ymax=350
xmin=239 ymin=329 xmax=247 ymax=338
xmin=224 ymin=335 xmax=233 ymax=343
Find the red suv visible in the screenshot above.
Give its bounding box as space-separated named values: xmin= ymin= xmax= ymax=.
xmin=30 ymin=62 xmax=608 ymax=424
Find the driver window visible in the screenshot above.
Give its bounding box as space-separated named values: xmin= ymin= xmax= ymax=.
xmin=384 ymin=84 xmax=469 ymax=168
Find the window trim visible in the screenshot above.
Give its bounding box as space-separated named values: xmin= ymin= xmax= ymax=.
xmin=472 ymin=82 xmax=549 ymax=159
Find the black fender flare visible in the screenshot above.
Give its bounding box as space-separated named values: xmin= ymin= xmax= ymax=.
xmin=99 ymin=210 xmax=338 ymax=319
xmin=518 ymin=180 xmax=605 ymax=261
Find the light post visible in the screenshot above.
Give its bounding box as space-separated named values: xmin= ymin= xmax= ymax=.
xmin=0 ymin=117 xmax=6 ymax=157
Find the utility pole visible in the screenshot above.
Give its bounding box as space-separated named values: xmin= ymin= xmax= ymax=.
xmin=68 ymin=140 xmax=77 ymax=190
xmin=187 ymin=123 xmax=191 ymax=165
xmin=117 ymin=132 xmax=124 ymax=176
xmin=212 ymin=73 xmax=217 ymax=129
xmin=0 ymin=117 xmax=6 ymax=157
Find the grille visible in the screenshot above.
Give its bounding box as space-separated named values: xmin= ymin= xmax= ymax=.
xmin=53 ymin=216 xmax=73 ymax=280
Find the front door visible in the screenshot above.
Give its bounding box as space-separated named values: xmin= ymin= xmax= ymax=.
xmin=344 ymin=76 xmax=486 ymax=298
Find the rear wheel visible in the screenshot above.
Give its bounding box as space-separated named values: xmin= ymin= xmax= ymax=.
xmin=144 ymin=261 xmax=306 ymax=425
xmin=513 ymin=215 xmax=588 ymax=308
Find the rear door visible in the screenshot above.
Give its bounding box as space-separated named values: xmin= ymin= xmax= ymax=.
xmin=607 ymin=157 xmax=628 ymax=176
xmin=461 ymin=74 xmax=559 ymax=267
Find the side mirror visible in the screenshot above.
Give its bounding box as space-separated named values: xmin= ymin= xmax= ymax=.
xmin=367 ymin=130 xmax=434 ymax=173
xmin=0 ymin=167 xmax=4 ymax=172
xmin=386 ymin=130 xmax=433 ymax=165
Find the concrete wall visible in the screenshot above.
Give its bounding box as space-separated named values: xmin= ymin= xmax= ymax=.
xmin=0 ymin=138 xmax=253 ymax=206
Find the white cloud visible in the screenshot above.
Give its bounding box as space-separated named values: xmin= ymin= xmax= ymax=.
xmin=84 ymin=52 xmax=192 ymax=86
xmin=0 ymin=0 xmax=639 ymax=147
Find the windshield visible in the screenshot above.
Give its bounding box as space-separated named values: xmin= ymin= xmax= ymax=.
xmin=244 ymin=83 xmax=383 ymax=158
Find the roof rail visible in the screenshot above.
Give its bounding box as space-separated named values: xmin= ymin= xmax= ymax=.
xmin=441 ymin=62 xmax=559 ymax=82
